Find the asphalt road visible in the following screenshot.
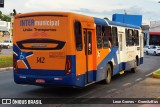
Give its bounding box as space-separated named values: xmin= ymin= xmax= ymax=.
xmin=0 ymin=49 xmax=13 ymax=56
xmin=0 ymin=54 xmax=160 ymax=107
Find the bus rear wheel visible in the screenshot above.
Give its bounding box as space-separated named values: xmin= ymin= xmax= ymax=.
xmin=104 ymin=64 xmax=112 ymax=84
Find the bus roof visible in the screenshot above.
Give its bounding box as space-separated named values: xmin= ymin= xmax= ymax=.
xmin=94 ymin=17 xmax=140 ymax=29
xmin=15 ymin=12 xmax=71 ymax=18
xmin=14 ymin=11 xmax=94 ymax=23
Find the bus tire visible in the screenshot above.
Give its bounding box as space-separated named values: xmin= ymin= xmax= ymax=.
xmin=131 ymin=59 xmax=137 ymax=73
xmin=104 ymin=64 xmax=112 ymax=84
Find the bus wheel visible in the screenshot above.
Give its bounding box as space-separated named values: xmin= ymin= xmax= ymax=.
xmin=131 ymin=59 xmax=137 ymax=73
xmin=104 ymin=64 xmax=112 ymax=84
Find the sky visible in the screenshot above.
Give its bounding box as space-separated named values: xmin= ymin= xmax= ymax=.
xmin=0 ymin=0 xmax=160 ymax=24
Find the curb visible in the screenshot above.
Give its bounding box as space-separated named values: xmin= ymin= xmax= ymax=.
xmin=0 ymin=67 xmax=13 ymax=72
xmin=152 ymin=68 xmax=160 ymax=79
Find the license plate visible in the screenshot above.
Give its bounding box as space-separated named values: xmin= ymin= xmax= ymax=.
xmin=35 ymin=79 xmax=45 ymax=84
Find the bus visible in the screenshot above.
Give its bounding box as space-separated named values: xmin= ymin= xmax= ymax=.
xmin=13 ymin=12 xmax=143 ymax=88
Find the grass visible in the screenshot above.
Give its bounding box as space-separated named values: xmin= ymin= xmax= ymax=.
xmin=155 ymin=70 xmax=160 ymax=75
xmin=0 ymin=55 xmax=13 ymax=68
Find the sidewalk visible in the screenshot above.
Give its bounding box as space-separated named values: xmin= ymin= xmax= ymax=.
xmin=138 ymin=77 xmax=160 ymax=107
xmin=103 ymin=73 xmax=160 ymax=107
xmin=0 ymin=67 xmax=13 ymax=72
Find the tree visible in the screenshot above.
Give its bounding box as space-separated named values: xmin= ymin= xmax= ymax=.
xmin=1 ymin=15 xmax=11 ymax=22
xmin=10 ymin=13 xmax=14 ymax=16
xmin=0 ymin=11 xmax=2 ymax=19
xmin=0 ymin=11 xmax=11 ymax=22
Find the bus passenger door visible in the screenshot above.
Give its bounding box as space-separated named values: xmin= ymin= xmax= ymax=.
xmin=84 ymin=29 xmax=95 ymax=84
xmin=118 ymin=32 xmax=125 ymax=71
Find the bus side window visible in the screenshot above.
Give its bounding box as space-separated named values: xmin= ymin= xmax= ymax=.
xmin=112 ymin=27 xmax=118 ymax=47
xmin=134 ymin=30 xmax=139 ymax=46
xmin=125 ymin=29 xmax=129 ymax=46
xmin=88 ymin=31 xmax=92 ymax=55
xmin=74 ymin=21 xmax=83 ymax=51
xmin=128 ymin=29 xmax=134 ymax=46
xmin=102 ymin=26 xmax=111 ymax=48
xmin=96 ymin=25 xmax=102 ymax=49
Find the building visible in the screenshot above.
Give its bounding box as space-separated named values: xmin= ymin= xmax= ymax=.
xmin=0 ymin=20 xmax=12 ymax=42
xmin=142 ymin=21 xmax=160 ymax=46
xmin=142 ymin=25 xmax=150 ymax=46
xmin=149 ymin=21 xmax=160 ymax=46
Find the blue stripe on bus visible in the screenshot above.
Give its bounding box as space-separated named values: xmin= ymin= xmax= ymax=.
xmin=13 ymin=44 xmax=33 ymax=69
xmin=94 ymin=17 xmax=108 ymax=25
xmin=96 ymin=47 xmax=119 ymax=81
xmin=16 ymin=69 xmax=66 ymax=76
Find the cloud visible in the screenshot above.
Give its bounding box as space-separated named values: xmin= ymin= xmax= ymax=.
xmin=72 ymin=6 xmax=144 ymax=19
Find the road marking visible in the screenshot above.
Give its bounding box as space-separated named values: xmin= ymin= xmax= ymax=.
xmin=106 ymin=88 xmax=117 ymax=93
xmin=145 ymin=73 xmax=152 ymax=77
xmin=123 ymin=83 xmax=131 ymax=87
xmin=135 ymin=78 xmax=142 ymax=82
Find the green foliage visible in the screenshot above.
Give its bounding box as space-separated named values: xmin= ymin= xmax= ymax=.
xmin=0 ymin=11 xmax=2 ymax=19
xmin=10 ymin=13 xmax=14 ymax=16
xmin=0 ymin=55 xmax=13 ymax=68
xmin=155 ymin=69 xmax=160 ymax=74
xmin=0 ymin=11 xmax=11 ymax=22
